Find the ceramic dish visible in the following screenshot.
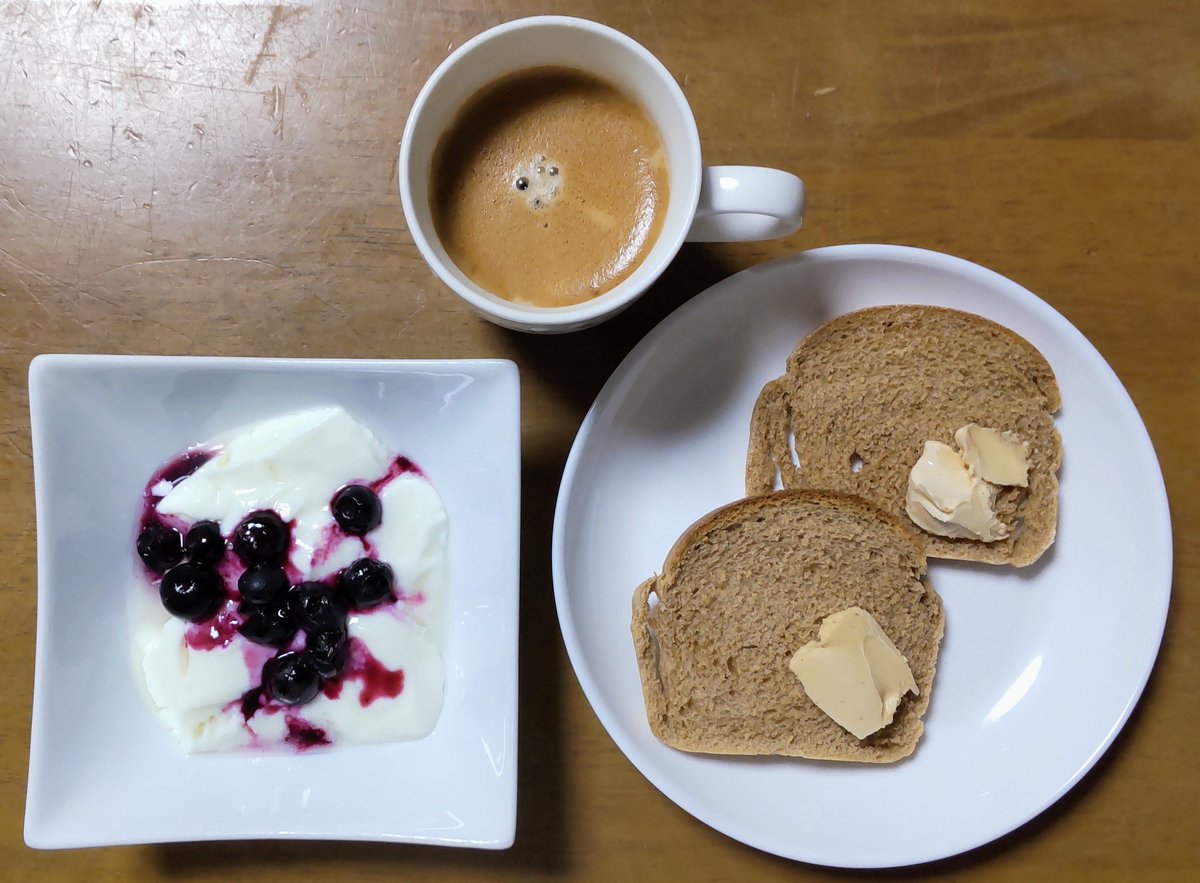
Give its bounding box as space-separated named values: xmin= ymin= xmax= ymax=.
xmin=26 ymin=356 xmax=520 ymax=849
xmin=552 ymin=245 xmax=1171 ymax=868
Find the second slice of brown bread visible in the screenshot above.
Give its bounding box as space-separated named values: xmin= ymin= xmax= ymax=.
xmin=631 ymin=490 xmax=944 ymax=762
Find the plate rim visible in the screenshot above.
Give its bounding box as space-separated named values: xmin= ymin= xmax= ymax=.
xmin=25 ymin=354 xmax=521 ymax=850
xmin=551 ymin=243 xmax=1172 ymax=868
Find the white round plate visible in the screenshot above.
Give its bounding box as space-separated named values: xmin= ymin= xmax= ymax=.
xmin=552 ymin=245 xmax=1172 ymax=868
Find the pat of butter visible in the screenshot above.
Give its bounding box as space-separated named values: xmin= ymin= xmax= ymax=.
xmin=788 ymin=607 xmax=918 ymax=740
xmin=955 ymin=424 xmax=1029 ymax=488
xmin=906 ymin=440 xmax=1009 ymax=541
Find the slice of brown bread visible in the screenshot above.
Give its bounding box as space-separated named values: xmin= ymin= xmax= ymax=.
xmin=631 ymin=490 xmax=944 ymax=763
xmin=746 ymin=305 xmax=1062 ymax=566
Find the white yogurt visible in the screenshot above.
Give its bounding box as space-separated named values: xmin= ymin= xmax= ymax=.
xmin=131 ymin=406 xmax=448 ymax=753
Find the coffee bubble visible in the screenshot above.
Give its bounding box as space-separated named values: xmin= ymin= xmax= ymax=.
xmin=510 ymin=154 xmax=563 ymax=209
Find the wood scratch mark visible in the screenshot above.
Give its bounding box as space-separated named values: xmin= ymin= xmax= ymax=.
xmin=3 ymin=29 xmax=16 ymax=92
xmin=245 ymin=5 xmax=303 ymax=85
xmin=74 ymin=286 xmax=126 ymax=312
xmin=127 ymin=70 xmax=264 ymax=96
xmin=0 ymin=246 xmax=73 ymax=289
xmin=310 ymin=291 xmax=349 ymax=320
xmin=2 ymin=433 xmax=34 ymax=464
xmin=53 ymin=168 xmax=75 ymax=251
xmin=35 ymin=56 xmax=267 ymax=96
xmin=270 ymin=85 xmax=286 ymax=139
xmin=393 ymin=298 xmax=427 ymax=338
xmin=364 ymin=24 xmax=380 ymax=80
xmin=146 ymin=169 xmax=155 ymax=254
xmin=115 ymin=311 xmax=199 ymax=348
xmin=75 ymin=256 xmax=290 ymax=284
xmin=316 ymin=12 xmax=335 ymax=88
xmin=0 ymin=180 xmax=52 ymax=223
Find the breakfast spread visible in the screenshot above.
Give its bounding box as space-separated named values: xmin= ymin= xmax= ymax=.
xmin=905 ymin=425 xmax=1030 ymax=541
xmin=131 ymin=406 xmax=448 ymax=752
xmin=954 ymin=423 xmax=1030 ymax=487
xmin=788 ymin=606 xmax=918 ymax=741
xmin=630 ymin=490 xmax=944 ymax=763
xmin=746 ymin=305 xmax=1062 ymax=567
xmin=430 ymin=66 xmax=668 ymax=307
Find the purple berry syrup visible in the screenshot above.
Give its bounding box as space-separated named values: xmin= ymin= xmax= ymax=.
xmin=285 ymin=718 xmax=330 ymax=750
xmin=313 ymin=455 xmax=424 ymax=560
xmin=138 ymin=447 xmax=215 ymax=536
xmin=185 ymin=601 xmax=244 ymax=651
xmin=318 ymin=637 xmax=407 ymax=706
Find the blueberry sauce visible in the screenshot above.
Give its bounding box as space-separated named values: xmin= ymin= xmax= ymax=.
xmin=312 ymin=456 xmax=424 ymax=562
xmin=348 ymin=637 xmax=406 ymax=706
xmin=139 ymin=448 xmax=216 ymax=531
xmin=239 ymin=686 xmax=264 ymax=722
xmin=320 ymin=674 xmax=343 ymax=700
xmin=316 ymin=638 xmax=406 ymax=707
xmin=310 ymin=523 xmax=344 ymax=570
xmin=285 ymin=717 xmax=330 ymax=750
xmin=157 ymin=449 xmax=216 ymax=484
xmin=368 ymin=455 xmax=423 ymax=492
xmin=185 ymin=601 xmax=245 ymax=651
xmin=357 ymin=653 xmax=406 ymax=707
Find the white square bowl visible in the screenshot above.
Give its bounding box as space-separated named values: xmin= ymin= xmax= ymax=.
xmin=25 ymin=355 xmax=520 ymax=850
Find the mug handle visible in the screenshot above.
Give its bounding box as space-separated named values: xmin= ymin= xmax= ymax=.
xmin=685 ymin=166 xmax=805 ymax=243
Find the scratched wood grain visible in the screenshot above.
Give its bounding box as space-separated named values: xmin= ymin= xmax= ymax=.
xmin=1 ymin=1 xmax=1197 ymax=879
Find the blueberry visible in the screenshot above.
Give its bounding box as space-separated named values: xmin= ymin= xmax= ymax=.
xmin=232 ymin=510 xmax=289 ymax=565
xmin=238 ymin=564 xmax=289 ymax=606
xmin=263 ymin=652 xmax=320 ymax=706
xmin=304 ymin=630 xmax=349 ymax=679
xmin=137 ymin=524 xmax=184 ymax=573
xmin=184 ymin=520 xmax=225 ymax=565
xmin=331 ymin=485 xmax=382 ymax=535
xmin=338 ymin=558 xmax=394 ymax=608
xmin=159 ymin=563 xmax=223 ymax=621
xmin=288 ymin=582 xmax=347 ymax=633
xmin=238 ymin=602 xmax=297 ymax=647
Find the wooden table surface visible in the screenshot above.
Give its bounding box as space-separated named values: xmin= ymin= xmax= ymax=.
xmin=2 ymin=0 xmax=1197 ymax=879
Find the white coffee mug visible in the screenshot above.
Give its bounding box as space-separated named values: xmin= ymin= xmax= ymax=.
xmin=399 ymin=16 xmax=805 ymax=333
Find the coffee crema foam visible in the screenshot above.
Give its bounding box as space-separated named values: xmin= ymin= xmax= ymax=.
xmin=430 ymin=67 xmax=669 ymax=308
